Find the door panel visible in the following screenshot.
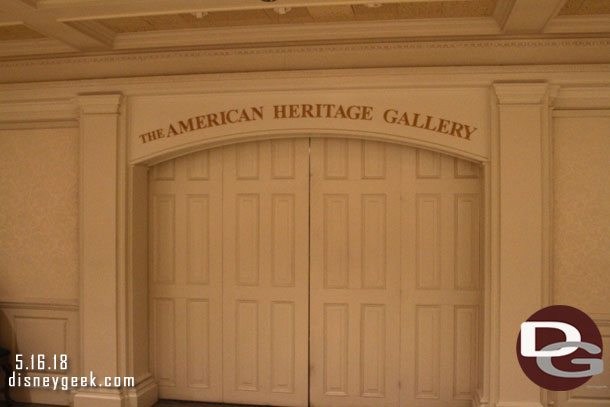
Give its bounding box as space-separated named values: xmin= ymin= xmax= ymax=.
xmin=222 ymin=139 xmax=310 ymax=406
xmin=150 ymin=150 xmax=224 ymax=401
xmin=309 ymin=139 xmax=401 ymax=407
xmin=400 ymin=150 xmax=481 ymax=407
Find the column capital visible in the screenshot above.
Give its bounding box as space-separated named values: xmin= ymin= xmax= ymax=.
xmin=493 ymin=82 xmax=549 ymax=104
xmin=76 ymin=93 xmax=122 ymax=114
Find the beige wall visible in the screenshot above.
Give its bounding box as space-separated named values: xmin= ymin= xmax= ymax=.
xmin=553 ymin=115 xmax=610 ymax=315
xmin=0 ymin=127 xmax=79 ymax=300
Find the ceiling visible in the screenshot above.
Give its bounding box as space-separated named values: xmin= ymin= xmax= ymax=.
xmin=0 ymin=0 xmax=608 ymax=59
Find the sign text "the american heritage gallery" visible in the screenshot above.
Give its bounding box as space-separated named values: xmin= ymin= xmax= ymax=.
xmin=137 ymin=104 xmax=477 ymax=144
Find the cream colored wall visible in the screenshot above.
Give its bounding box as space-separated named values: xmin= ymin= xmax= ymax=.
xmin=553 ymin=115 xmax=610 ymax=315
xmin=0 ymin=126 xmax=80 ymax=406
xmin=0 ymin=127 xmax=79 ymax=300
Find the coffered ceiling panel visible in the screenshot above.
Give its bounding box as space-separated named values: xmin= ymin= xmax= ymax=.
xmin=95 ymin=0 xmax=497 ymax=34
xmin=0 ymin=24 xmax=45 ymax=41
xmin=559 ymin=0 xmax=610 ymax=15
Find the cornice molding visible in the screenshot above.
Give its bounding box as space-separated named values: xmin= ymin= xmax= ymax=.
xmin=76 ymin=93 xmax=122 ymax=114
xmin=0 ymin=38 xmax=76 ymax=58
xmin=544 ymin=15 xmax=610 ymax=34
xmin=113 ymin=17 xmax=501 ymax=51
xmin=493 ymin=82 xmax=549 ymax=104
xmin=0 ymin=37 xmax=608 ymax=70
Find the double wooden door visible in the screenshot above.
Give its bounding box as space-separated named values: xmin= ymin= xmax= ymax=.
xmin=149 ymin=138 xmax=481 ymax=407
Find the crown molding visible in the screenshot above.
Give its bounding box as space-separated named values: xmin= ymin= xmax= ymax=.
xmin=0 ymin=37 xmax=608 ymax=84
xmin=0 ymin=38 xmax=76 ymax=58
xmin=493 ymin=82 xmax=549 ymax=104
xmin=0 ymin=65 xmax=608 ymax=103
xmin=113 ymin=17 xmax=501 ymax=51
xmin=544 ymin=15 xmax=610 ymax=34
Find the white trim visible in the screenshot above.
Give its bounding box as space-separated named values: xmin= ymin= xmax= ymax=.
xmin=0 ymin=38 xmax=75 ymax=57
xmin=0 ymin=297 xmax=78 ymax=311
xmin=0 ymin=99 xmax=77 ymax=122
xmin=553 ymin=109 xmax=610 ymax=117
xmin=0 ymin=39 xmax=608 ymax=84
xmin=0 ymin=120 xmax=78 ymax=129
xmin=126 ymin=375 xmax=158 ymax=407
xmin=0 ymin=65 xmax=609 ymax=102
xmin=544 ymin=15 xmax=610 ymax=34
xmin=493 ymin=82 xmax=549 ymax=104
xmin=76 ymin=94 xmax=122 ymax=114
xmin=114 ymin=17 xmax=501 ymax=50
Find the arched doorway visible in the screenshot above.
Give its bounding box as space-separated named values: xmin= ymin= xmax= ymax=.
xmin=148 ymin=137 xmax=482 ymax=407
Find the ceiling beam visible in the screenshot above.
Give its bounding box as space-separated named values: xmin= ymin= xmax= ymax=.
xmin=495 ymin=0 xmax=568 ymax=33
xmin=2 ymin=0 xmax=114 ymax=50
xmin=34 ymin=0 xmax=480 ymax=21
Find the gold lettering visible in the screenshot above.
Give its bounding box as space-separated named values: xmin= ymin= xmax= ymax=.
xmin=167 ymin=124 xmax=178 ymax=137
xmin=178 ymin=119 xmax=194 ymax=133
xmin=274 ymin=105 xmax=288 ymax=119
xmin=437 ymin=118 xmax=450 ymax=134
xmin=383 ymin=109 xmax=398 ymax=124
xmin=361 ymin=106 xmax=373 ymax=121
xmin=251 ymin=106 xmax=264 ymax=121
xmin=450 ymin=122 xmax=464 ymax=138
xmin=226 ymin=109 xmax=239 ymax=123
xmin=333 ymin=105 xmax=347 ymax=119
xmin=463 ymin=124 xmax=477 ymax=140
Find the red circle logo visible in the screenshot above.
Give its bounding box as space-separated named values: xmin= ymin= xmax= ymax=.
xmin=516 ymin=305 xmax=604 ymax=391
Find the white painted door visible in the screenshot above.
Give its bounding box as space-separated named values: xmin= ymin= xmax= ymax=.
xmin=149 ymin=138 xmax=482 ymax=407
xmin=222 ymin=139 xmax=310 ymax=406
xmin=309 ymin=139 xmax=402 ymax=407
xmin=399 ymin=150 xmax=481 ymax=407
xmin=309 ymin=141 xmax=482 ymax=407
xmin=149 ymin=149 xmax=224 ymax=401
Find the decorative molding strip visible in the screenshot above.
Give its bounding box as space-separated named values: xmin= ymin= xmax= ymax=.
xmin=76 ymin=93 xmax=122 ymax=114
xmin=0 ymin=297 xmax=79 ymax=311
xmin=0 ymin=38 xmax=75 ymax=58
xmin=544 ymin=15 xmax=610 ymax=34
xmin=493 ymin=82 xmax=549 ymax=104
xmin=553 ymin=109 xmax=610 ymax=117
xmin=0 ymin=65 xmax=609 ymax=103
xmin=553 ymin=86 xmax=610 ymax=109
xmin=496 ymin=403 xmax=545 ymax=407
xmin=0 ymin=37 xmax=608 ymax=70
xmin=0 ymin=98 xmax=77 ymax=122
xmin=114 ymin=17 xmax=501 ymax=51
xmin=0 ymin=119 xmax=78 ymax=129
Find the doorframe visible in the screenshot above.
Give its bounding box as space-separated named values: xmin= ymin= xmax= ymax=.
xmin=74 ymin=76 xmax=555 ymax=407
